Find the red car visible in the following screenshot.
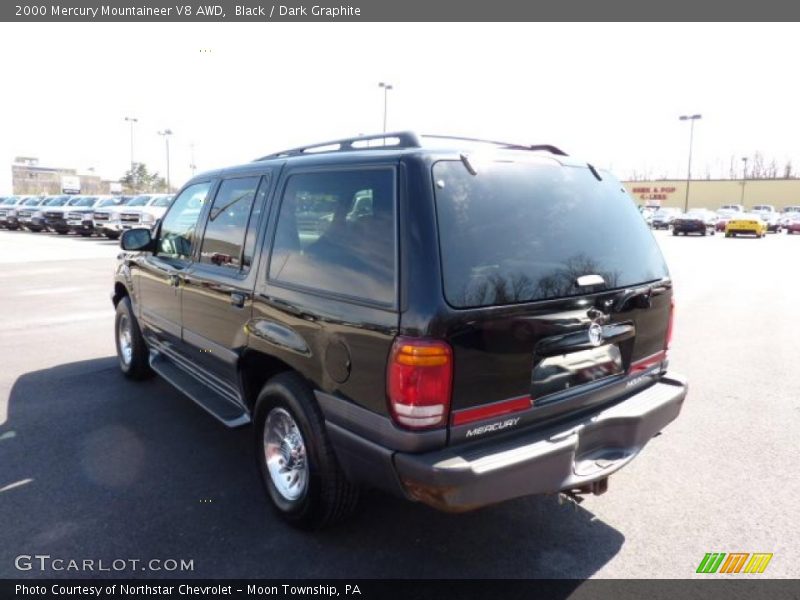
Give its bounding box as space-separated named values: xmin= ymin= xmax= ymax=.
xmin=715 ymin=209 xmax=737 ymax=232
xmin=785 ymin=214 xmax=800 ymax=234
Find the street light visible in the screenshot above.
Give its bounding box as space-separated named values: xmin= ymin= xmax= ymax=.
xmin=157 ymin=129 xmax=173 ymax=191
xmin=124 ymin=116 xmax=138 ymax=172
xmin=679 ymin=114 xmax=702 ymax=212
xmin=740 ymin=156 xmax=749 ymax=204
xmin=378 ymin=82 xmax=393 ymax=133
xmin=189 ymin=142 xmax=197 ymax=176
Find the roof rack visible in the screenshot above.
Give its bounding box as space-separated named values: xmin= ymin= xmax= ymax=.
xmin=254 ymin=131 xmax=568 ymax=161
xmin=421 ymin=134 xmax=568 ymax=156
xmin=254 ymin=131 xmax=422 ymax=161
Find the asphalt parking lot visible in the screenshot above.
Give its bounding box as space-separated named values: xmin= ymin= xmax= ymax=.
xmin=0 ymin=227 xmax=798 ymax=580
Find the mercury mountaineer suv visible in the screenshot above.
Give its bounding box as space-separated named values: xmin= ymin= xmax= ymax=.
xmin=112 ymin=132 xmax=687 ymax=529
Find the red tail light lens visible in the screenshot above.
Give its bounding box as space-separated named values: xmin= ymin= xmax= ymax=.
xmin=665 ymin=298 xmax=675 ymax=350
xmin=387 ymin=337 xmax=453 ymax=430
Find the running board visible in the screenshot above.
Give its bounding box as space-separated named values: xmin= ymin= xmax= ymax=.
xmin=150 ymin=351 xmax=250 ymax=428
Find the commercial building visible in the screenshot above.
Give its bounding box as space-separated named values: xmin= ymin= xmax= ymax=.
xmin=624 ymin=179 xmax=800 ymax=211
xmin=10 ymin=157 xmax=118 ymax=195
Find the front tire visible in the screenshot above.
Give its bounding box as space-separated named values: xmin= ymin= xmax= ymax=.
xmin=114 ymin=296 xmax=153 ymax=380
xmin=106 ymin=232 xmax=121 ymax=240
xmin=254 ymin=372 xmax=359 ymax=529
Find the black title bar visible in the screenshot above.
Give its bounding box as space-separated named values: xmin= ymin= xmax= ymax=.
xmin=3 ymin=580 xmax=800 ymax=600
xmin=4 ymin=0 xmax=800 ymax=21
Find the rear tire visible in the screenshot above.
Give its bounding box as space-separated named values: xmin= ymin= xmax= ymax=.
xmin=672 ymin=230 xmax=678 ymax=236
xmin=114 ymin=296 xmax=153 ymax=380
xmin=56 ymin=230 xmax=68 ymax=235
xmin=106 ymin=232 xmax=120 ymax=240
xmin=254 ymin=372 xmax=359 ymax=529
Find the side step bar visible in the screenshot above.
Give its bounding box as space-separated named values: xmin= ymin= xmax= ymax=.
xmin=150 ymin=351 xmax=250 ymax=428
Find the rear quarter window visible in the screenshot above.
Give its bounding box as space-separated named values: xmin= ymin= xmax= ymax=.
xmin=433 ymin=159 xmax=669 ymax=308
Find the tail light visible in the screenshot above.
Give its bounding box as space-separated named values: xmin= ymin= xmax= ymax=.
xmin=665 ymin=297 xmax=675 ymax=350
xmin=387 ymin=337 xmax=452 ymax=430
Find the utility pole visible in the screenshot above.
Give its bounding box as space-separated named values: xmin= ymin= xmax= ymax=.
xmin=158 ymin=129 xmax=173 ymax=191
xmin=124 ymin=116 xmax=138 ymax=172
xmin=189 ymin=142 xmax=197 ymax=176
xmin=679 ymin=114 xmax=702 ymax=212
xmin=378 ymin=82 xmax=393 ymax=133
xmin=740 ymin=156 xmax=748 ymax=204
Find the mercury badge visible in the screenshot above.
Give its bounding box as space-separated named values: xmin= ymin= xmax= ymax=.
xmin=588 ymin=322 xmax=604 ymax=347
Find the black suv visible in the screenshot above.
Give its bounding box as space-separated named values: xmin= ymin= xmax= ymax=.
xmin=113 ymin=132 xmax=687 ymax=528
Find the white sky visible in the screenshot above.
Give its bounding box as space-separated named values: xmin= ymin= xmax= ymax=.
xmin=1 ymin=22 xmax=798 ymax=192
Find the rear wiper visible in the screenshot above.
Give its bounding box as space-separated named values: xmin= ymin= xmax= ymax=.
xmin=460 ymin=153 xmax=478 ymax=176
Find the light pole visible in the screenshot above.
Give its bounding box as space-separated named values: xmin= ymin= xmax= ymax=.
xmin=378 ymin=82 xmax=393 ymax=133
xmin=158 ymin=129 xmax=173 ymax=191
xmin=124 ymin=116 xmax=138 ymax=172
xmin=189 ymin=142 xmax=197 ymax=176
xmin=740 ymin=156 xmax=748 ymax=204
xmin=679 ymin=114 xmax=702 ymax=212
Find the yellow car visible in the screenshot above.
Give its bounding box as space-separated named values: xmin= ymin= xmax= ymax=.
xmin=725 ymin=213 xmax=767 ymax=238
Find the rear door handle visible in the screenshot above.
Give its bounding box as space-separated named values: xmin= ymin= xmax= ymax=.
xmin=230 ymin=292 xmax=246 ymax=308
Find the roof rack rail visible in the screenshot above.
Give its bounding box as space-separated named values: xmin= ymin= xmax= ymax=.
xmin=421 ymin=134 xmax=568 ymax=156
xmin=254 ymin=131 xmax=422 ymax=161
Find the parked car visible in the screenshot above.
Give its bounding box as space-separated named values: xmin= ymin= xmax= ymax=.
xmin=14 ymin=196 xmax=50 ymax=230
xmin=719 ymin=203 xmax=745 ymax=213
xmin=671 ymin=208 xmax=718 ymax=236
xmin=715 ymin=208 xmax=737 ymax=232
xmin=2 ymin=196 xmax=43 ymax=230
xmin=650 ymin=207 xmax=682 ymax=229
xmin=112 ymin=132 xmax=686 ymax=529
xmin=97 ymin=194 xmax=173 ymax=239
xmin=751 ymin=205 xmax=780 ymax=232
xmin=65 ymin=195 xmax=123 ymax=236
xmin=44 ymin=195 xmax=97 ymax=234
xmin=639 ymin=205 xmax=658 ymax=226
xmin=0 ymin=196 xmax=27 ymax=229
xmin=725 ymin=213 xmax=767 ymax=238
xmin=784 ymin=213 xmax=800 ymax=234
xmin=29 ymin=195 xmax=71 ymax=231
xmin=777 ymin=206 xmax=800 ymax=230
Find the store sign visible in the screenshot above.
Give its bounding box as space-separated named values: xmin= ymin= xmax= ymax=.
xmin=631 ymin=186 xmax=677 ymax=204
xmin=61 ymin=175 xmax=80 ymax=194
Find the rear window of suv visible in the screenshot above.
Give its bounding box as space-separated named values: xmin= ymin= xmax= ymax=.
xmin=433 ymin=159 xmax=669 ymax=308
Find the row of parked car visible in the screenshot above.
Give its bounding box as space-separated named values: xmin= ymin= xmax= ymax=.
xmin=640 ymin=203 xmax=800 ymax=237
xmin=0 ymin=193 xmax=174 ymax=239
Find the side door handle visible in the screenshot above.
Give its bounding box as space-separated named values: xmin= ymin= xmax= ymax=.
xmin=230 ymin=292 xmax=246 ymax=308
xmin=168 ymin=273 xmax=181 ymax=287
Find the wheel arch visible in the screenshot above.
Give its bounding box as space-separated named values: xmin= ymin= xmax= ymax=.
xmin=239 ymin=349 xmax=296 ymax=412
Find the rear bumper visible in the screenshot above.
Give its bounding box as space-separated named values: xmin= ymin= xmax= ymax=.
xmin=673 ymin=222 xmax=706 ymax=232
xmin=327 ymin=374 xmax=687 ymax=512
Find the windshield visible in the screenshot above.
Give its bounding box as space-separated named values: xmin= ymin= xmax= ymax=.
xmin=48 ymin=197 xmax=71 ymax=206
xmin=433 ymin=160 xmax=669 ymax=308
xmin=97 ymin=198 xmax=120 ymax=207
xmin=69 ymin=197 xmax=98 ymax=207
xmin=127 ymin=195 xmax=152 ymax=207
xmin=23 ymin=198 xmax=43 ymax=206
xmin=1 ymin=198 xmax=17 ymax=205
xmin=152 ymin=196 xmax=173 ymax=207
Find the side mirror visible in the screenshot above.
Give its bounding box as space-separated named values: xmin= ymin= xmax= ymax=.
xmin=120 ymin=228 xmax=154 ymax=251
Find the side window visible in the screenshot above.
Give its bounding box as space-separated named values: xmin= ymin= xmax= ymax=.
xmin=157 ymin=182 xmax=211 ymax=261
xmin=199 ymin=176 xmax=261 ymax=271
xmin=268 ymin=169 xmax=396 ymax=305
